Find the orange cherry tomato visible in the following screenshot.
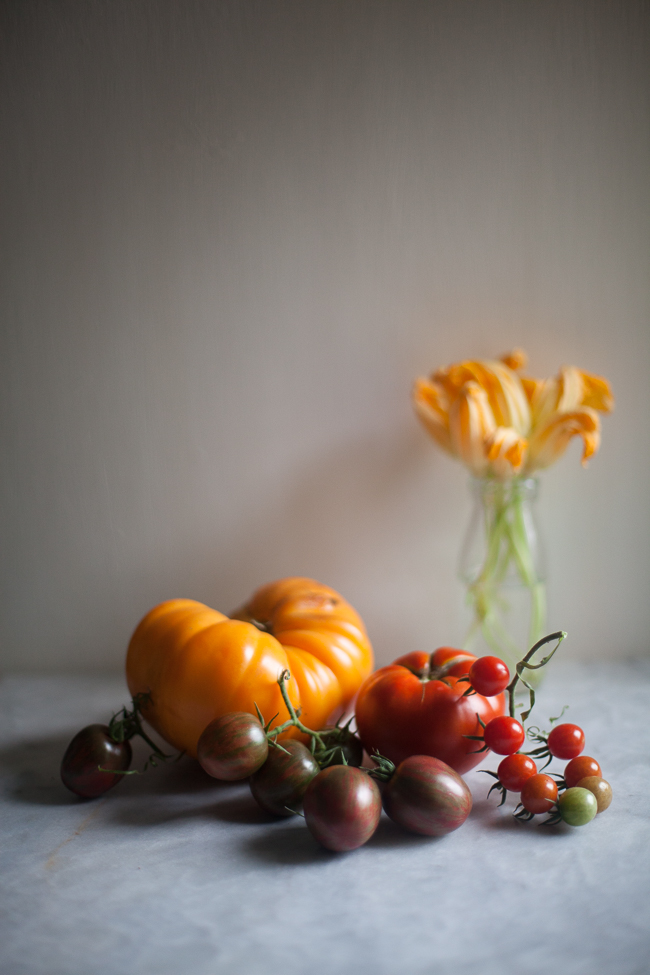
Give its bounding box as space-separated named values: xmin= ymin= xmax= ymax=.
xmin=126 ymin=577 xmax=373 ymax=758
xmin=520 ymin=773 xmax=558 ymax=814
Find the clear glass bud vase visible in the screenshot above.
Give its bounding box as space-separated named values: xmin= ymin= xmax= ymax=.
xmin=459 ymin=477 xmax=547 ymax=677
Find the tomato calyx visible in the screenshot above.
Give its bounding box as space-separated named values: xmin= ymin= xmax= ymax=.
xmin=363 ymin=752 xmax=396 ymax=784
xmin=400 ymin=652 xmax=474 ymax=687
xmin=97 ymin=693 xmax=179 ymax=777
xmin=478 ymin=770 xmax=508 ymax=806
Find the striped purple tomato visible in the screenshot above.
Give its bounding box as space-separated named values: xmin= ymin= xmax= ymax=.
xmin=197 ymin=712 xmax=268 ymax=780
xmin=303 ymin=766 xmax=382 ymax=851
xmin=382 ymin=755 xmax=472 ymax=836
xmin=250 ymin=740 xmax=319 ymax=816
xmin=61 ymin=724 xmax=132 ymax=798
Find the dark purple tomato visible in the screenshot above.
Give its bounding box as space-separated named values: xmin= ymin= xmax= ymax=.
xmin=303 ymin=766 xmax=382 ymax=852
xmin=61 ymin=724 xmax=132 ymax=798
xmin=197 ymin=712 xmax=268 ymax=780
xmin=382 ymin=755 xmax=472 ymax=836
xmin=250 ymin=740 xmax=319 ymax=816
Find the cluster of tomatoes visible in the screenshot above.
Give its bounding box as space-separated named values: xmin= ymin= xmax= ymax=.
xmin=194 ymin=673 xmax=474 ymax=851
xmin=60 ymin=631 xmax=612 ymax=848
xmin=483 ymin=718 xmax=612 ymax=826
xmin=463 ymin=654 xmax=612 ymax=827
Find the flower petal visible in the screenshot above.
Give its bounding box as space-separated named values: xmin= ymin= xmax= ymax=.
xmin=441 ymin=359 xmax=531 ymax=436
xmin=525 ymin=407 xmax=601 ymax=472
xmin=412 ymin=377 xmax=453 ymax=453
xmin=500 ymin=348 xmax=528 ymax=371
xmin=484 ymin=427 xmax=528 ymax=479
xmin=580 ymin=370 xmax=614 ymax=413
xmin=449 ymin=381 xmax=496 ymax=476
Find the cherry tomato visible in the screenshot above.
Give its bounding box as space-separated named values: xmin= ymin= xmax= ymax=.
xmin=564 ymin=755 xmax=601 ymax=789
xmin=520 ymin=773 xmax=558 ymax=814
xmin=249 ymin=741 xmax=319 ymax=816
xmin=547 ymin=723 xmax=585 ymax=760
xmin=61 ymin=724 xmax=132 ymax=798
xmin=382 ymin=756 xmax=472 ymax=836
xmin=483 ymin=716 xmax=525 ymax=756
xmin=197 ymin=712 xmax=268 ymax=780
xmin=355 ymin=648 xmax=505 ymax=774
xmin=468 ymin=656 xmax=510 ymax=697
xmin=576 ymin=776 xmax=612 ymax=813
xmin=497 ymin=753 xmax=537 ymax=792
xmin=558 ymin=787 xmax=598 ymax=826
xmin=303 ymin=766 xmax=382 ymax=851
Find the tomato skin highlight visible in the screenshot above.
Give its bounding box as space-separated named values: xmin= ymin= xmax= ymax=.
xmin=520 ymin=773 xmax=558 ymax=814
xmin=382 ymin=756 xmax=472 ymax=836
xmin=250 ymin=741 xmax=319 ymax=816
xmin=564 ymin=756 xmax=602 ymax=789
xmin=303 ymin=766 xmax=382 ymax=851
xmin=468 ymin=656 xmax=510 ymax=697
xmin=483 ymin=716 xmax=525 ymax=756
xmin=547 ymin=723 xmax=585 ymax=760
xmin=197 ymin=712 xmax=268 ymax=780
xmin=497 ymin=753 xmax=537 ymax=792
xmin=355 ymin=648 xmax=505 ymax=774
xmin=61 ymin=724 xmax=132 ymax=798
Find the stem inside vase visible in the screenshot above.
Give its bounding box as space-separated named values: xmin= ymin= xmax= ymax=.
xmin=459 ymin=477 xmax=547 ymax=679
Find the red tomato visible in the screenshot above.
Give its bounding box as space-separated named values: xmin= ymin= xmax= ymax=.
xmin=520 ymin=773 xmax=558 ymax=814
xmin=547 ymin=723 xmax=585 ymax=760
xmin=497 ymin=753 xmax=537 ymax=792
xmin=468 ymin=656 xmax=510 ymax=697
xmin=564 ymin=755 xmax=601 ymax=788
xmin=483 ymin=716 xmax=525 ymax=755
xmin=355 ymin=648 xmax=505 ymax=774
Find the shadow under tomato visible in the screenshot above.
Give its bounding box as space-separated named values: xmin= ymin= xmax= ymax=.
xmin=364 ymin=815 xmax=444 ymax=849
xmin=244 ymin=821 xmax=335 ymax=866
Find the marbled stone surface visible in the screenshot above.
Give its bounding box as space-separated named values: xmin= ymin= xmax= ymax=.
xmin=1 ymin=664 xmax=648 ymax=975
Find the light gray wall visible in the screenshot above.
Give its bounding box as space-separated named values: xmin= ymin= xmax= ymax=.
xmin=2 ymin=0 xmax=649 ymax=673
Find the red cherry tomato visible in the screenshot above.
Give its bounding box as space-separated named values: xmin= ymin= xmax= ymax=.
xmin=520 ymin=773 xmax=558 ymax=814
xmin=564 ymin=755 xmax=602 ymax=789
xmin=468 ymin=656 xmax=510 ymax=697
xmin=355 ymin=648 xmax=505 ymax=774
xmin=483 ymin=716 xmax=525 ymax=755
xmin=497 ymin=753 xmax=537 ymax=792
xmin=547 ymin=723 xmax=585 ymax=760
xmin=303 ymin=766 xmax=382 ymax=851
xmin=382 ymin=756 xmax=472 ymax=836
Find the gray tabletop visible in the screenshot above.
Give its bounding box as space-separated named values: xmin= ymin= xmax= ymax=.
xmin=1 ymin=663 xmax=648 ymax=975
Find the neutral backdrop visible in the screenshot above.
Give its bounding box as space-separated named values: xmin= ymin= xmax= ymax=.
xmin=2 ymin=0 xmax=649 ymax=674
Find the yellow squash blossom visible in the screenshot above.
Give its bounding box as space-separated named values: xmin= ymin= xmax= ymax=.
xmin=413 ymin=349 xmax=613 ymax=478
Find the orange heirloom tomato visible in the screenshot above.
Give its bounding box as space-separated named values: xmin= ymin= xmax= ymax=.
xmin=125 ymin=577 xmax=374 ymax=758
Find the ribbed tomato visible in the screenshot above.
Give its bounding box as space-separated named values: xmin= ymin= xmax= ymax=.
xmin=355 ymin=648 xmax=505 ymax=774
xmin=126 ymin=577 xmax=373 ymax=758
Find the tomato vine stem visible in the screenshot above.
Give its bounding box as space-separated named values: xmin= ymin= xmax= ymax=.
xmin=506 ymin=631 xmax=567 ymax=723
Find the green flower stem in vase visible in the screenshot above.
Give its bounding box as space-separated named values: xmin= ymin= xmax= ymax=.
xmin=459 ymin=477 xmax=547 ymax=682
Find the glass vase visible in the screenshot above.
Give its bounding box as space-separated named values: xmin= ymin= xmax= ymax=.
xmin=459 ymin=477 xmax=547 ymax=678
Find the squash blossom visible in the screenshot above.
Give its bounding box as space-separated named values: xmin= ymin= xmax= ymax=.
xmin=412 ymin=349 xmax=613 ymax=670
xmin=413 ymin=349 xmax=613 ymax=479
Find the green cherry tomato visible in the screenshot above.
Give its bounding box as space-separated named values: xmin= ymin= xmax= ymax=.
xmin=557 ymin=787 xmax=598 ymax=826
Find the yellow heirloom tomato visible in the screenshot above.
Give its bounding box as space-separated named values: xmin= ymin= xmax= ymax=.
xmin=126 ymin=577 xmax=374 ymax=758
